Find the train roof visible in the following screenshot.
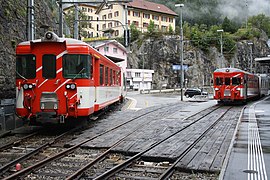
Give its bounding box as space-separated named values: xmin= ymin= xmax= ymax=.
xmin=18 ymin=38 xmax=88 ymax=46
xmin=214 ymin=68 xmax=252 ymax=74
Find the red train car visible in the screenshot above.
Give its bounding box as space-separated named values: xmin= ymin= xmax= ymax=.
xmin=213 ymin=68 xmax=260 ymax=103
xmin=16 ymin=32 xmax=126 ymax=124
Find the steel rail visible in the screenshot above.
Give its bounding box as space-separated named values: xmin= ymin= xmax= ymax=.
xmin=158 ymin=106 xmax=234 ymax=179
xmin=0 ymin=132 xmax=38 ymax=151
xmin=93 ymin=105 xmax=226 ymax=180
xmin=2 ymin=105 xmax=169 ymax=180
xmin=0 ymin=130 xmax=72 ymax=176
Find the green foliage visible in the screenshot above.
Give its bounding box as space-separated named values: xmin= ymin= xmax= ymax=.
xmin=248 ymin=14 xmax=270 ymax=37
xmin=64 ymin=6 xmax=88 ymax=38
xmin=222 ymin=17 xmax=238 ymax=33
xmin=168 ymin=25 xmax=174 ymax=35
xmin=130 ymin=22 xmax=141 ymax=42
xmin=147 ymin=20 xmax=155 ymax=34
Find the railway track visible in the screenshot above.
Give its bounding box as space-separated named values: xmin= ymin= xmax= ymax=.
xmin=0 ymin=127 xmax=82 ymax=178
xmin=1 ymin=103 xmax=243 ymax=179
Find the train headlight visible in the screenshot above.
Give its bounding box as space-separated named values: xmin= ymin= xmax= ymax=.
xmin=214 ymin=88 xmax=219 ymax=91
xmin=45 ymin=32 xmax=53 ymax=40
xmin=66 ymin=83 xmax=76 ymax=90
xmin=70 ymin=84 xmax=76 ymax=90
xmin=66 ymin=84 xmax=71 ymax=89
xmin=236 ymin=88 xmax=241 ymax=91
xmin=22 ymin=83 xmax=35 ymax=90
xmin=23 ymin=84 xmax=29 ymax=90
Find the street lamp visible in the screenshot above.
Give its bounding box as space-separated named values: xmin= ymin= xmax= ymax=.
xmin=217 ymin=29 xmax=224 ymax=68
xmin=248 ymin=42 xmax=253 ymax=73
xmin=175 ymin=3 xmax=184 ymax=101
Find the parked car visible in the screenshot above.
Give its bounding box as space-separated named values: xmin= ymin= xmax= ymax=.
xmin=184 ymin=88 xmax=208 ymax=98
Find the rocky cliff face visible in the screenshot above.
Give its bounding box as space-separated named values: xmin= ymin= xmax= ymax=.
xmin=0 ymin=0 xmax=57 ymax=99
xmin=128 ymin=33 xmax=270 ymax=90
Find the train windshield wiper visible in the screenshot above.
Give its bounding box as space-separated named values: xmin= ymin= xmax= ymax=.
xmin=16 ymin=70 xmax=28 ymax=81
xmin=72 ymin=68 xmax=85 ymax=81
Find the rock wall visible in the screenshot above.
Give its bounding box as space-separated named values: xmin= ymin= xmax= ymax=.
xmin=128 ymin=33 xmax=270 ymax=90
xmin=0 ymin=0 xmax=57 ymax=99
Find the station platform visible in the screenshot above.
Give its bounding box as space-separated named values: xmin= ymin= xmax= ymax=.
xmin=221 ymin=96 xmax=270 ymax=179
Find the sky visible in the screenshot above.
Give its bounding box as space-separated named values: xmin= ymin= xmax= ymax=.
xmin=218 ymin=0 xmax=270 ymax=21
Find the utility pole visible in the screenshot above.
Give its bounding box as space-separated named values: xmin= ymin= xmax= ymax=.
xmin=175 ymin=3 xmax=184 ymax=101
xmin=27 ymin=0 xmax=35 ymax=40
xmin=58 ymin=0 xmax=63 ymax=37
xmin=217 ymin=29 xmax=224 ymax=68
xmin=74 ymin=4 xmax=79 ymax=39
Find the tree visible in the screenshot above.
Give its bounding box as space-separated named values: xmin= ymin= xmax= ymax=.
xmin=168 ymin=24 xmax=174 ymax=35
xmin=222 ymin=17 xmax=238 ymax=33
xmin=130 ymin=22 xmax=140 ymax=42
xmin=64 ymin=6 xmax=88 ymax=38
xmin=248 ymin=14 xmax=270 ymax=37
xmin=147 ymin=20 xmax=155 ymax=34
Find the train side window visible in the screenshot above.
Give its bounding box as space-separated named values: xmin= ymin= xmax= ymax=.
xmin=232 ymin=77 xmax=241 ymax=85
xmin=225 ymin=78 xmax=230 ymax=85
xmin=43 ymin=54 xmax=56 ymax=79
xmin=100 ymin=64 xmax=104 ymax=85
xmin=16 ymin=54 xmax=36 ymax=79
xmin=105 ymin=67 xmax=108 ymax=85
xmin=63 ymin=54 xmax=91 ymax=79
xmin=215 ymin=77 xmax=223 ymax=85
xmin=110 ymin=69 xmax=113 ymax=85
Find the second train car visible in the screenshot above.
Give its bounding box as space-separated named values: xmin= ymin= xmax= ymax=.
xmin=213 ymin=68 xmax=263 ymax=103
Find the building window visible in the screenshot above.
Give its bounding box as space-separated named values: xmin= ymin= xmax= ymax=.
xmin=104 ymin=46 xmax=109 ymax=52
xmin=114 ymin=11 xmax=119 ymax=17
xmin=108 ymin=22 xmax=112 ymax=28
xmin=152 ymin=15 xmax=159 ymax=21
xmin=161 ymin=25 xmax=167 ymax=32
xmin=108 ymin=13 xmax=112 ymax=19
xmin=135 ymin=72 xmax=140 ymax=77
xmin=133 ymin=21 xmax=139 ymax=27
xmin=113 ymin=48 xmax=117 ymax=53
xmin=169 ymin=17 xmax=173 ymax=22
xmin=114 ymin=21 xmax=119 ymax=26
xmin=115 ymin=30 xmax=119 ymax=36
xmin=133 ymin=11 xmax=140 ymax=17
xmin=143 ymin=22 xmax=148 ymax=27
xmin=102 ymin=15 xmax=106 ymax=20
xmin=143 ymin=13 xmax=150 ymax=19
xmin=162 ymin=16 xmax=167 ymax=22
xmin=102 ymin=24 xmax=106 ymax=29
xmin=128 ymin=20 xmax=130 ymax=25
xmin=127 ymin=71 xmax=131 ymax=78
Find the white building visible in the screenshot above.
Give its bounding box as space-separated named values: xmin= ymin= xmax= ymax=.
xmin=126 ymin=69 xmax=154 ymax=91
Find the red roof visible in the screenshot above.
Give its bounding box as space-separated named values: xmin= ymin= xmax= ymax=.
xmin=127 ymin=0 xmax=177 ymax=16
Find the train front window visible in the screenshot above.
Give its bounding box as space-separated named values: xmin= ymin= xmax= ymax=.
xmin=43 ymin=54 xmax=56 ymax=79
xmin=63 ymin=54 xmax=91 ymax=79
xmin=225 ymin=77 xmax=230 ymax=85
xmin=232 ymin=77 xmax=241 ymax=85
xmin=16 ymin=54 xmax=36 ymax=79
xmin=215 ymin=77 xmax=223 ymax=85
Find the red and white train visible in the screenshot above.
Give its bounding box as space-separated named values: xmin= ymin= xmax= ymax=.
xmin=16 ymin=31 xmax=126 ymax=124
xmin=213 ymin=68 xmax=269 ymax=103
